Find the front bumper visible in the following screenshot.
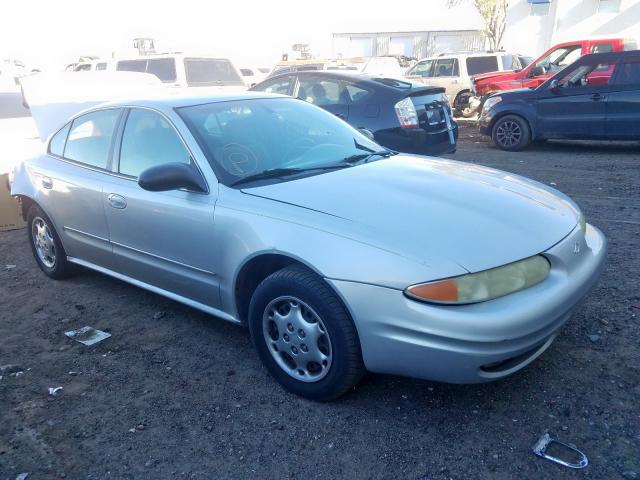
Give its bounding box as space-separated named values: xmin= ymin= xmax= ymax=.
xmin=328 ymin=223 xmax=606 ymax=384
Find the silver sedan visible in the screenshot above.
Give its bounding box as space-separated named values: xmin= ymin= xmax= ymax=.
xmin=10 ymin=93 xmax=607 ymax=400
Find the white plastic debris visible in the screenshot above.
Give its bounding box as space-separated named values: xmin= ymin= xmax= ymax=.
xmin=48 ymin=386 xmax=63 ymax=396
xmin=16 ymin=473 xmax=29 ymax=480
xmin=64 ymin=326 xmax=111 ymax=346
xmin=5 ymin=264 xmax=16 ymax=270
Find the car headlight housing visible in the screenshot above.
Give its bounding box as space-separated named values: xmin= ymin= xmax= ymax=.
xmin=483 ymin=95 xmax=502 ymax=112
xmin=405 ymin=255 xmax=550 ymax=305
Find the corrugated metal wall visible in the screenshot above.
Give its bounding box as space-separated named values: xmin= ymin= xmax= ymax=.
xmin=333 ymin=30 xmax=484 ymax=59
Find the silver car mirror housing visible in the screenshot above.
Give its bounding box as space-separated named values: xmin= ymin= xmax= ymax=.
xmin=138 ymin=162 xmax=207 ymax=193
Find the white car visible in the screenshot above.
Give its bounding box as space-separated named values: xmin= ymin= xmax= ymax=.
xmin=405 ymin=52 xmax=531 ymax=117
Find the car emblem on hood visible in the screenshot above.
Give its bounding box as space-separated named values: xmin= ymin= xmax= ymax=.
xmin=573 ymin=242 xmax=581 ymax=255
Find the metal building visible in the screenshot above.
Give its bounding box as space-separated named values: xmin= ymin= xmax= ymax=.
xmin=332 ymin=30 xmax=484 ymax=60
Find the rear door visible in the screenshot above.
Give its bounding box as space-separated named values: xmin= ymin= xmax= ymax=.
xmin=295 ymin=75 xmax=348 ymax=119
xmin=536 ymin=59 xmax=612 ymax=139
xmin=44 ymin=109 xmax=122 ymax=269
xmin=606 ymin=60 xmax=640 ymax=139
xmin=102 ymin=107 xmax=221 ymax=308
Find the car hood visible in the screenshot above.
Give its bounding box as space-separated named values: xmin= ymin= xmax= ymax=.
xmin=242 ymin=156 xmax=580 ymax=273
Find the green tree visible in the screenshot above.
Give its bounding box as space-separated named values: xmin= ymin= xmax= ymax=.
xmin=448 ymin=0 xmax=509 ymax=51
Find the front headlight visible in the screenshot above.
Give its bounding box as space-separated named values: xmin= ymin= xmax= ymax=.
xmin=483 ymin=95 xmax=502 ymax=112
xmin=405 ymin=255 xmax=550 ymax=305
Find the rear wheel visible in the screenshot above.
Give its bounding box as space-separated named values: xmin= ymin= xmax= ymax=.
xmin=27 ymin=205 xmax=74 ymax=279
xmin=454 ymin=91 xmax=474 ymax=118
xmin=492 ymin=115 xmax=531 ymax=151
xmin=248 ymin=265 xmax=364 ymax=401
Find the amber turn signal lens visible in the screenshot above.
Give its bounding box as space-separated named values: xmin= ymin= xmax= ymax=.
xmin=406 ymin=279 xmax=458 ymax=302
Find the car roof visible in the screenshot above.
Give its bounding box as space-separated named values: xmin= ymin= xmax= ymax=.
xmin=415 ymin=51 xmax=510 ymax=62
xmin=578 ymin=50 xmax=640 ymax=63
xmin=263 ymin=70 xmax=421 ymax=89
xmin=94 ymin=91 xmax=284 ymax=111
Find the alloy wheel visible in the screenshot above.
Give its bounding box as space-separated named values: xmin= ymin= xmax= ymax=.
xmin=32 ymin=216 xmax=56 ymax=268
xmin=496 ymin=120 xmax=522 ymax=148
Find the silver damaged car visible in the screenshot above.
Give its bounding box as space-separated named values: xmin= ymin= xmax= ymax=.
xmin=10 ymin=93 xmax=607 ymax=400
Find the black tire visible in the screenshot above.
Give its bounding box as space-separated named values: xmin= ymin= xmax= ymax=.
xmin=492 ymin=114 xmax=531 ymax=151
xmin=248 ymin=265 xmax=364 ymax=401
xmin=27 ymin=205 xmax=75 ymax=279
xmin=453 ymin=91 xmax=474 ymax=118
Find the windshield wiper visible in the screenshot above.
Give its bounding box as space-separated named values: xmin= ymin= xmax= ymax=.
xmin=340 ymin=150 xmax=395 ymax=164
xmin=231 ymin=164 xmax=351 ymax=187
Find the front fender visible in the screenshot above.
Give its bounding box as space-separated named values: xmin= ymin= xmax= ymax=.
xmin=213 ymin=189 xmax=467 ymax=316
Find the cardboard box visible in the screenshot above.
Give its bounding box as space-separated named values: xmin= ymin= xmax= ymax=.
xmin=0 ymin=173 xmax=25 ymax=231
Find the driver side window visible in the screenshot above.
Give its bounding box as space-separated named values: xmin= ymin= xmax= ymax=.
xmin=119 ymin=109 xmax=191 ymax=178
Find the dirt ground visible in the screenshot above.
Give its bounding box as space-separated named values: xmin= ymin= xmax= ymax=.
xmin=1 ymin=122 xmax=639 ymax=480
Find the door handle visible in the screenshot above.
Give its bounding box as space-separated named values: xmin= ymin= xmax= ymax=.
xmin=41 ymin=176 xmax=53 ymax=189
xmin=591 ymin=93 xmax=604 ymax=101
xmin=107 ymin=193 xmax=127 ymax=209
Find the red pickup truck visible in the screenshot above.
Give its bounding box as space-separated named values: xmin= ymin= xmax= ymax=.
xmin=469 ymin=38 xmax=638 ymax=113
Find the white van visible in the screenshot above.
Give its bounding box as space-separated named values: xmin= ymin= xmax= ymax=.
xmin=112 ymin=53 xmax=246 ymax=93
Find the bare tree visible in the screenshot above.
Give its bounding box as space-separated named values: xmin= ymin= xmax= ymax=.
xmin=447 ymin=0 xmax=509 ymax=51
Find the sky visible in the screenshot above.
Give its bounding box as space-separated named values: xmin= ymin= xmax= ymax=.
xmin=1 ymin=0 xmax=481 ymax=70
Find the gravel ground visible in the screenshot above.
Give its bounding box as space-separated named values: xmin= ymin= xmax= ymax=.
xmin=1 ymin=122 xmax=639 ymax=480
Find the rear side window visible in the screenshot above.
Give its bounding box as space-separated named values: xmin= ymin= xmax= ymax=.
xmin=48 ymin=123 xmax=70 ymax=156
xmin=64 ymin=109 xmax=121 ymax=169
xmin=466 ymin=56 xmax=499 ymax=76
xmin=613 ymin=63 xmax=640 ymax=85
xmin=119 ymin=109 xmax=191 ymax=178
xmin=297 ymin=78 xmax=342 ymax=105
xmin=434 ymin=58 xmax=459 ymax=77
xmin=591 ymin=43 xmax=613 ymax=54
xmin=96 ymin=62 xmax=107 ymax=71
xmin=240 ymin=69 xmax=253 ymax=76
xmin=184 ymin=58 xmax=243 ymax=86
xmin=344 ymin=83 xmax=372 ymax=102
xmin=146 ymin=58 xmax=177 ymax=82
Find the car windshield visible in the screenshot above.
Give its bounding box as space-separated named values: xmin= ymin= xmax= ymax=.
xmin=177 ymin=98 xmax=387 ymax=187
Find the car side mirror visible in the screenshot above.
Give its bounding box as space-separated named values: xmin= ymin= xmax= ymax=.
xmin=548 ymin=79 xmax=560 ymax=91
xmin=138 ymin=162 xmax=207 ymax=193
xmin=358 ymin=128 xmax=375 ymax=141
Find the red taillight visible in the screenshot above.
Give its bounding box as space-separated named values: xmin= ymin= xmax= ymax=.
xmin=394 ymin=97 xmax=419 ymax=129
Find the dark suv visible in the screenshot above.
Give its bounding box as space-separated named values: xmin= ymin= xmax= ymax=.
xmin=479 ymin=50 xmax=640 ymax=151
xmin=251 ymin=71 xmax=458 ymax=156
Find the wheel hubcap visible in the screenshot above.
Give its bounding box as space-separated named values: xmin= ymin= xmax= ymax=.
xmin=32 ymin=217 xmax=56 ymax=268
xmin=496 ymin=121 xmax=522 ymax=147
xmin=262 ymin=296 xmax=332 ymax=382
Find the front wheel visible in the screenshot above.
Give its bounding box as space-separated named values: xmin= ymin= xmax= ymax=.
xmin=248 ymin=265 xmax=364 ymax=401
xmin=492 ymin=115 xmax=531 ymax=151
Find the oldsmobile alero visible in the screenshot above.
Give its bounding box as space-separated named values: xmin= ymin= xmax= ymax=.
xmin=9 ymin=93 xmax=606 ymax=400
